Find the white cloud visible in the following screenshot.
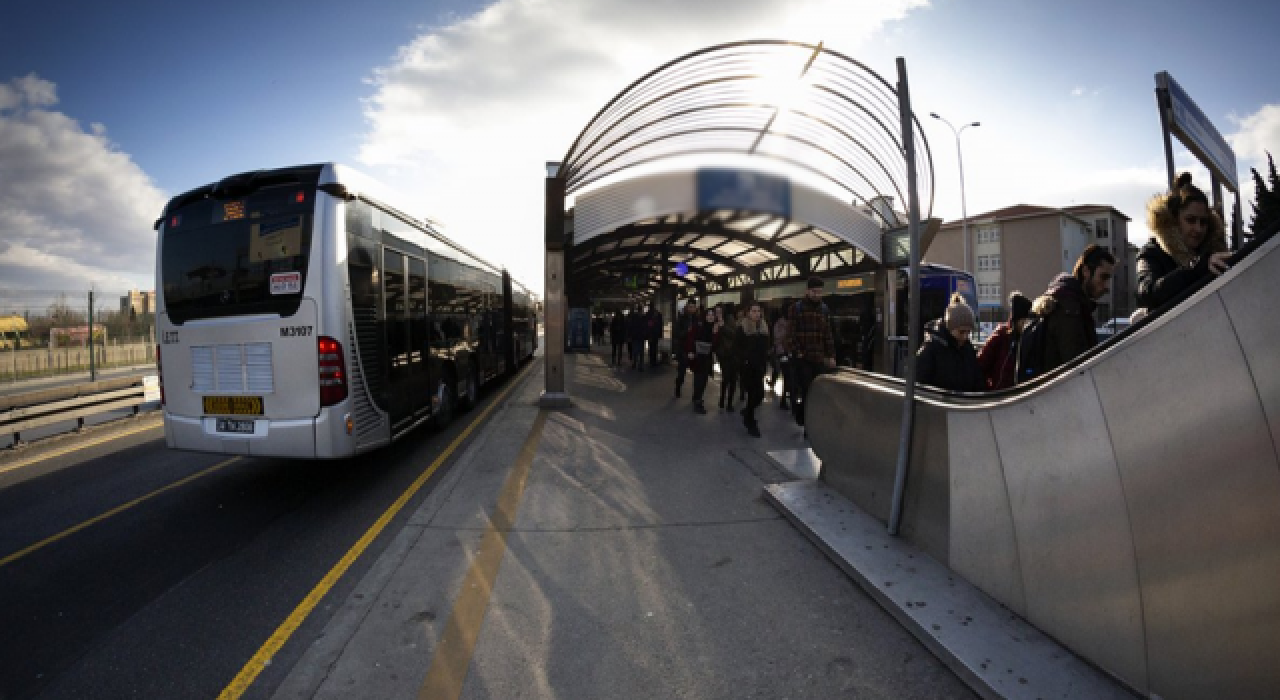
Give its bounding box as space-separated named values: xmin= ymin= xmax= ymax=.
xmin=1228 ymin=104 xmax=1280 ymax=226
xmin=0 ymin=74 xmax=165 ymax=292
xmin=359 ymin=0 xmax=927 ymax=292
xmin=1071 ymin=86 xmax=1085 ymax=98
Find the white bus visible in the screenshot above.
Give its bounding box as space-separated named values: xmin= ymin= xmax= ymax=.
xmin=155 ymin=164 xmax=537 ymax=459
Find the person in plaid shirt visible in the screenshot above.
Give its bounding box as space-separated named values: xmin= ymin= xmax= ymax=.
xmin=788 ymin=276 xmax=836 ymax=427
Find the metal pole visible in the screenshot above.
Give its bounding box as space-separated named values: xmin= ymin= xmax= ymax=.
xmin=889 ymin=58 xmax=923 ymax=537
xmin=957 ymin=135 xmax=969 ymax=272
xmin=1156 ymin=86 xmax=1177 ymax=188
xmin=540 ymin=164 xmax=570 ymax=408
xmin=88 ymin=289 xmax=96 ymax=382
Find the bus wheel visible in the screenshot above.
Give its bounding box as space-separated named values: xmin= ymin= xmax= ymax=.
xmin=432 ymin=378 xmax=455 ymax=430
xmin=459 ymin=365 xmax=479 ymax=412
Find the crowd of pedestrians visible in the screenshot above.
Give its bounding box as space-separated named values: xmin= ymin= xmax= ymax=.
xmin=921 ymin=171 xmax=1232 ymax=393
xmin=594 ymin=172 xmax=1233 ymax=430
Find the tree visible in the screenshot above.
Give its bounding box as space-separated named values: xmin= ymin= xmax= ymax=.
xmin=1247 ymin=151 xmax=1280 ymax=243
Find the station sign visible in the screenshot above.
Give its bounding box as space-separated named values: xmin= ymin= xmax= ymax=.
xmin=1156 ymin=72 xmax=1238 ymax=191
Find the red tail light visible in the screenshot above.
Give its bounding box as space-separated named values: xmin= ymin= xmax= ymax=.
xmin=156 ymin=345 xmax=165 ymax=405
xmin=318 ymin=336 xmax=347 ymax=407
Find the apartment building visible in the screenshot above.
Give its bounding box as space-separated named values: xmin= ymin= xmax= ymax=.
xmin=924 ymin=204 xmax=1132 ymax=324
xmin=120 ymin=289 xmax=156 ymax=316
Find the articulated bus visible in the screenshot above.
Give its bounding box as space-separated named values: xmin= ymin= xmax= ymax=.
xmin=155 ymin=164 xmax=537 ymax=459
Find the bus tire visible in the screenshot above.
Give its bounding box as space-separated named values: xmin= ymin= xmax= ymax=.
xmin=432 ymin=377 xmax=455 ymax=430
xmin=459 ymin=364 xmax=479 ymax=413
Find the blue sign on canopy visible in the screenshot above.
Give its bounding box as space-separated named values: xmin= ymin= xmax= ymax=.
xmin=674 ymin=262 xmax=689 ymax=277
xmin=696 ymin=168 xmax=791 ymax=217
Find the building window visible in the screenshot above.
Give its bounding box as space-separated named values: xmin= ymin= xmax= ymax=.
xmin=976 ymin=254 xmax=1002 ymax=271
xmin=1095 ymin=218 xmax=1110 ymax=239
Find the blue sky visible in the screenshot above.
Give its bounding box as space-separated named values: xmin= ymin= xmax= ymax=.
xmin=1 ymin=0 xmax=1276 ymax=294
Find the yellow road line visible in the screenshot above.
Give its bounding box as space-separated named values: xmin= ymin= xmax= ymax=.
xmin=0 ymin=418 xmax=164 ymax=476
xmin=418 ymin=410 xmax=547 ymax=700
xmin=0 ymin=456 xmax=240 ymax=569
xmin=219 ymin=362 xmax=537 ymax=700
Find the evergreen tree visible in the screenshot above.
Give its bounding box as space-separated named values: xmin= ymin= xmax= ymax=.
xmin=1248 ymin=152 xmax=1280 ymax=242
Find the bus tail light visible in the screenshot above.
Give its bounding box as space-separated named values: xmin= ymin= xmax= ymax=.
xmin=318 ymin=336 xmax=348 ymax=406
xmin=156 ymin=345 xmax=165 ymax=406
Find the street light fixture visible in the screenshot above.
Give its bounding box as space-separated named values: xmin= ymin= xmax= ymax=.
xmin=930 ymin=113 xmax=980 ymax=273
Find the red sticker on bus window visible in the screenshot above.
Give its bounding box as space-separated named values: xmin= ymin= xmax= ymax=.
xmin=270 ymin=272 xmax=301 ymax=295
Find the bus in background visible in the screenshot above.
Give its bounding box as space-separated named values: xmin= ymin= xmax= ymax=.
xmin=155 ymin=164 xmax=536 ymax=459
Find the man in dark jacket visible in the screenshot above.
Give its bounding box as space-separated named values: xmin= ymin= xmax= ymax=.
xmin=788 ymin=277 xmax=837 ymax=426
xmin=916 ymin=293 xmax=984 ymax=392
xmin=673 ymin=299 xmax=699 ymax=397
xmin=609 ymin=311 xmax=626 ymax=366
xmin=647 ymin=305 xmax=663 ymax=367
xmin=627 ymin=307 xmax=648 ymax=371
xmin=1031 ymin=244 xmax=1114 ymax=375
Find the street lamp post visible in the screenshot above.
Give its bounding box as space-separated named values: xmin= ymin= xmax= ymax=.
xmin=930 ymin=113 xmax=979 ymax=273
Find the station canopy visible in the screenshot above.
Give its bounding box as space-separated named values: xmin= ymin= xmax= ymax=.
xmin=555 ymin=40 xmax=935 ymax=302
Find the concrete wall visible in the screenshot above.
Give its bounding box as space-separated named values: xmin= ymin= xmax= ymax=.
xmin=1000 ymin=216 xmax=1061 ymax=300
xmin=807 ymin=229 xmax=1280 ymax=699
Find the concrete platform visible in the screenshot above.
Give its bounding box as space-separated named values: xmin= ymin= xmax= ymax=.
xmin=272 ymin=348 xmax=976 ymax=699
xmin=765 ymin=480 xmax=1138 ymax=700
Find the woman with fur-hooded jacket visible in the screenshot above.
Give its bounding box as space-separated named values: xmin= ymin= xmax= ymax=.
xmin=916 ymin=293 xmax=984 ymax=392
xmin=1137 ymin=171 xmax=1231 ymax=310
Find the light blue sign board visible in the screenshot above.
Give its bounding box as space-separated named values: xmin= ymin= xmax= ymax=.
xmin=1158 ymin=72 xmax=1238 ymax=190
xmin=567 ymin=308 xmax=591 ymax=351
xmin=697 ymin=169 xmax=791 ymax=217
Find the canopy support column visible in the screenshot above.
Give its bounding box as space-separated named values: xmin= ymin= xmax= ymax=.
xmin=540 ymin=166 xmax=571 ymax=408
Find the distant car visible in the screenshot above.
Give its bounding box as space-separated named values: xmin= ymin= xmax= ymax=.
xmin=1095 ymin=317 xmax=1132 ymax=342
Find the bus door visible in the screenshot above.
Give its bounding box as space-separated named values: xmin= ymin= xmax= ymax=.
xmin=383 ymin=249 xmax=413 ymax=428
xmin=407 ymin=257 xmax=431 ymax=416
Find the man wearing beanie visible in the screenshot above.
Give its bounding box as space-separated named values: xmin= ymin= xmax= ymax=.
xmin=916 ymin=292 xmax=984 ymax=392
xmin=788 ymin=276 xmax=837 ymax=427
xmin=976 ymin=291 xmax=1032 ymax=390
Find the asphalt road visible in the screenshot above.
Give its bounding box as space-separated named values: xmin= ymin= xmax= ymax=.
xmin=0 ymin=367 xmax=524 ymax=700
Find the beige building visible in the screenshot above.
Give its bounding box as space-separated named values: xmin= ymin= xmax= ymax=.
xmin=120 ymin=289 xmax=156 ymax=316
xmin=924 ymin=204 xmax=1133 ymax=325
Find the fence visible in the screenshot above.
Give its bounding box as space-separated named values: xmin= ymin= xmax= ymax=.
xmin=0 ymin=288 xmax=156 ymax=383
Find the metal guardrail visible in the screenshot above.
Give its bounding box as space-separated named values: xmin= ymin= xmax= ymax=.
xmin=1 ymin=375 xmax=155 ymax=447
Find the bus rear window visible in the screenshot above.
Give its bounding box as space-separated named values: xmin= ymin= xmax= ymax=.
xmin=162 ymin=187 xmax=315 ymax=324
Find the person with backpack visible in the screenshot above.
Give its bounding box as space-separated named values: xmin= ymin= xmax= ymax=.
xmin=976 ymin=291 xmax=1032 ymax=390
xmin=715 ymin=303 xmax=740 ymax=411
xmin=789 ymin=277 xmax=837 ymax=426
xmin=917 ymin=292 xmax=985 ymax=392
xmin=1022 ymin=244 xmax=1115 ymax=382
xmin=1136 ymin=171 xmax=1231 ymax=312
xmin=738 ymin=302 xmax=771 ymax=437
xmin=672 ymin=299 xmax=699 ymax=397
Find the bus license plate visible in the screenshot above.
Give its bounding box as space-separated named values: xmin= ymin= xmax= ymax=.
xmin=216 ymin=418 xmax=255 ymax=434
xmin=203 ymin=396 xmax=264 ymax=415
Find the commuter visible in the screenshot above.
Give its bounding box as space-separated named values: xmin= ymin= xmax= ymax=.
xmin=1029 ymin=244 xmax=1115 ymax=375
xmin=788 ymin=277 xmax=837 ymax=427
xmin=715 ymin=303 xmax=740 ymax=411
xmin=628 ymin=306 xmax=648 ymax=371
xmin=917 ymin=292 xmax=984 ymax=392
xmin=736 ymin=307 xmax=749 ymax=403
xmin=739 ymin=302 xmax=771 ymax=438
xmin=673 ymin=299 xmax=699 ymax=398
xmin=772 ymin=305 xmax=793 ymax=410
xmin=647 ymin=304 xmax=663 ymax=367
xmin=686 ymin=306 xmax=718 ymax=414
xmin=976 ymin=291 xmax=1032 ymax=390
xmin=609 ymin=311 xmax=626 ymax=366
xmin=1136 ymin=171 xmax=1231 ymax=311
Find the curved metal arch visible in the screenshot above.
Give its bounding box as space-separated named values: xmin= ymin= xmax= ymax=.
xmin=573 ymin=217 xmax=805 ymax=267
xmin=559 ymin=39 xmax=933 ymax=220
xmin=570 ymin=248 xmax=749 ymax=282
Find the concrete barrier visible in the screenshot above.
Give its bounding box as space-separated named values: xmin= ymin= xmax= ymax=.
xmin=807 ymin=232 xmax=1280 ymax=699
